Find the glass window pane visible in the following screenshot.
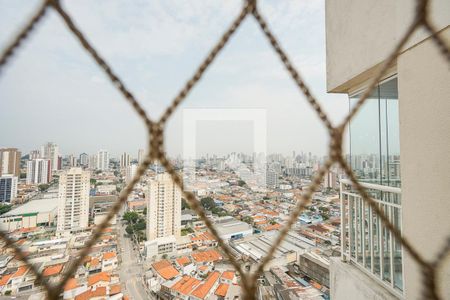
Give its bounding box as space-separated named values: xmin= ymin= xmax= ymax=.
xmin=349 ymin=88 xmax=381 ymax=184
xmin=379 ymin=78 xmax=400 ymax=187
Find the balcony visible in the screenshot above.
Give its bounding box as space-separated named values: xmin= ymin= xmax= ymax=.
xmin=338 ymin=178 xmax=403 ymax=298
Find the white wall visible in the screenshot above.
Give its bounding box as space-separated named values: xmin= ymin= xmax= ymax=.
xmin=398 ymin=28 xmax=450 ymax=299
xmin=326 ymin=0 xmax=450 ymax=93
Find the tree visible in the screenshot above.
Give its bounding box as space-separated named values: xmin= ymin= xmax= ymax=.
xmin=237 ymin=180 xmax=246 ymax=187
xmin=242 ymin=216 xmax=253 ymax=225
xmin=143 ymin=207 xmax=147 ymax=215
xmin=123 ymin=211 xmax=139 ymax=224
xmin=0 ymin=204 xmax=11 ymax=215
xmin=200 ymin=197 xmax=215 ymax=210
xmin=38 ymin=184 xmax=50 ymax=192
xmin=90 ymin=179 xmax=97 ymax=185
xmin=125 ymin=225 xmax=133 ymax=235
xmin=181 ymin=199 xmax=190 ymax=210
xmin=133 ymin=220 xmax=146 ymax=231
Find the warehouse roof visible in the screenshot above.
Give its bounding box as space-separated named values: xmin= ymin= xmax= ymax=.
xmin=2 ymin=198 xmax=58 ymax=217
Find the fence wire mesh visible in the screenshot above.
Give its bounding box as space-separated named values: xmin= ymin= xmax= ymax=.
xmin=0 ymin=0 xmax=449 ymax=299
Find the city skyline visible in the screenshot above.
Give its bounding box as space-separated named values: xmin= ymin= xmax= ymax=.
xmin=0 ymin=0 xmax=348 ymax=157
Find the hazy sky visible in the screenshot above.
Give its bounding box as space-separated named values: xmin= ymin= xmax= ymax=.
xmin=0 ymin=0 xmax=348 ymax=158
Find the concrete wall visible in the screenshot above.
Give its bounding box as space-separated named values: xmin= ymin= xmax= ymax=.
xmin=330 ymin=258 xmax=398 ymax=300
xmin=326 ymin=0 xmax=450 ymax=93
xmin=398 ymin=28 xmax=450 ymax=299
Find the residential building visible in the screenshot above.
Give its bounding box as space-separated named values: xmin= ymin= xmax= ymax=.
xmin=146 ymin=173 xmax=181 ymax=241
xmin=89 ymin=154 xmax=97 ymax=170
xmin=266 ymin=169 xmax=279 ymax=188
xmin=29 ymin=149 xmax=40 ymax=160
xmin=326 ymin=0 xmax=450 ymax=299
xmin=57 ymin=167 xmax=90 ymax=232
xmin=0 ymin=148 xmax=21 ymax=177
xmin=0 ymin=175 xmax=18 ymax=203
xmin=97 ymin=150 xmax=109 ymax=171
xmin=26 ymin=159 xmax=52 ymax=185
xmin=138 ymin=149 xmax=145 ymax=164
xmin=120 ymin=152 xmax=131 ymax=169
xmin=79 ymin=153 xmax=89 ymax=167
xmin=41 ymin=142 xmax=60 ymax=171
xmin=125 ymin=164 xmax=137 ymax=184
xmin=68 ymin=154 xmax=77 ymax=167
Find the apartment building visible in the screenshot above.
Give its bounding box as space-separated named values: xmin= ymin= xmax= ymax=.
xmin=41 ymin=142 xmax=59 ymax=171
xmin=326 ymin=0 xmax=449 ymax=299
xmin=0 ymin=148 xmax=21 ymax=177
xmin=120 ymin=152 xmax=131 ymax=169
xmin=0 ymin=175 xmax=18 ymax=203
xmin=26 ymin=159 xmax=52 ymax=185
xmin=57 ymin=167 xmax=90 ymax=233
xmin=97 ymin=150 xmax=110 ymax=171
xmin=145 ymin=173 xmax=182 ymax=260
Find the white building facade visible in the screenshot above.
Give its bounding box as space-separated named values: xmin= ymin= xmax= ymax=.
xmin=26 ymin=159 xmax=52 ymax=185
xmin=56 ymin=167 xmax=90 ymax=232
xmin=97 ymin=150 xmax=109 ymax=171
xmin=41 ymin=142 xmax=59 ymax=171
xmin=146 ymin=173 xmax=181 ymax=241
xmin=326 ymin=0 xmax=450 ymax=299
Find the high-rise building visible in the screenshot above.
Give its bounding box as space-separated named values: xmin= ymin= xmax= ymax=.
xmin=125 ymin=164 xmax=138 ymax=184
xmin=146 ymin=173 xmax=181 ymax=241
xmin=97 ymin=150 xmax=109 ymax=171
xmin=324 ymin=171 xmax=338 ymax=189
xmin=89 ymin=154 xmax=97 ymax=170
xmin=26 ymin=159 xmax=52 ymax=185
xmin=29 ymin=149 xmax=41 ymax=160
xmin=68 ymin=154 xmax=77 ymax=167
xmin=41 ymin=142 xmax=59 ymax=171
xmin=0 ymin=148 xmax=21 ymax=177
xmin=57 ymin=167 xmax=90 ymax=232
xmin=0 ymin=175 xmax=18 ymax=203
xmin=79 ymin=153 xmax=89 ymax=167
xmin=137 ymin=149 xmax=145 ymax=164
xmin=120 ymin=152 xmax=131 ymax=169
xmin=326 ymin=1 xmax=449 ymax=299
xmin=266 ymin=169 xmax=279 ymax=188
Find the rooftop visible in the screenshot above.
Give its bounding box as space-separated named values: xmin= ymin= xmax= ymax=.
xmin=2 ymin=198 xmax=58 ymax=216
xmin=191 ymin=271 xmax=220 ymax=299
xmin=152 ymin=260 xmax=179 ymax=280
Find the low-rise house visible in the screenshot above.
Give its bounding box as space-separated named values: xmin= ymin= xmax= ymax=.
xmin=101 ymin=252 xmax=118 ymax=272
xmin=190 ymin=271 xmax=221 ymax=300
xmin=87 ymin=272 xmax=111 ymax=289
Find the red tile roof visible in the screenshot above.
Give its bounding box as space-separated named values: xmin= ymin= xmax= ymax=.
xmin=215 ymin=283 xmax=229 ymax=297
xmin=0 ymin=274 xmax=12 ymax=287
xmin=75 ymin=287 xmax=107 ymax=300
xmin=191 ymin=271 xmax=220 ymax=299
xmin=87 ymin=272 xmax=110 ymax=286
xmin=102 ymin=252 xmax=116 ymax=260
xmin=176 ymin=256 xmax=191 ymax=266
xmin=152 ymin=260 xmax=179 ymax=280
xmin=221 ymin=271 xmax=235 ymax=281
xmin=64 ymin=278 xmax=78 ymax=291
xmin=43 ymin=264 xmax=63 ymax=277
xmin=191 ymin=250 xmax=222 ymax=263
xmin=110 ymin=284 xmax=121 ymax=295
xmin=170 ymin=275 xmax=201 ymax=295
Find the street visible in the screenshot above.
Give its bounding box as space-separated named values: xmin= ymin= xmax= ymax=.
xmin=117 ymin=212 xmax=149 ymax=300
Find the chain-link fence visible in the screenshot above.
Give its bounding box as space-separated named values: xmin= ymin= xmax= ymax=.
xmin=0 ymin=0 xmax=449 ymax=299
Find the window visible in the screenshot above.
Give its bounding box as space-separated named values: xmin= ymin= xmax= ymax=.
xmin=343 ymin=76 xmax=403 ymax=293
xmin=349 ymin=77 xmax=400 ymax=187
